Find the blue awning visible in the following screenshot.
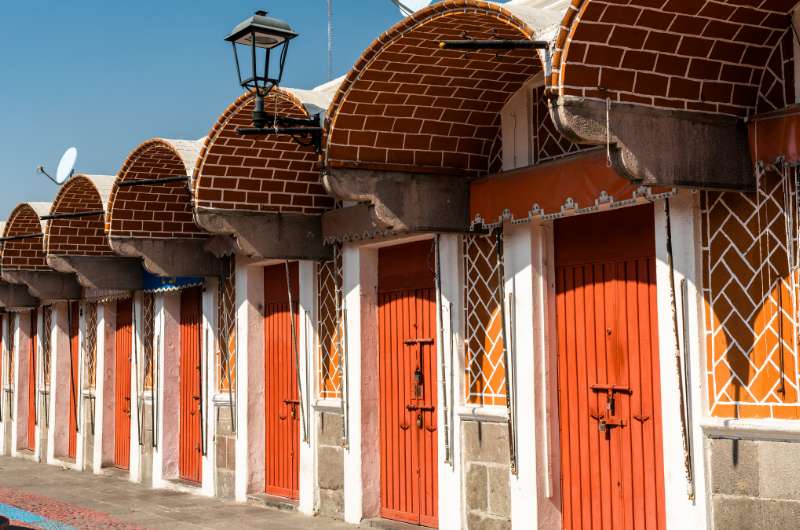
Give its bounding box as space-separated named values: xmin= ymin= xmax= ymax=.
xmin=141 ymin=271 xmax=203 ymax=293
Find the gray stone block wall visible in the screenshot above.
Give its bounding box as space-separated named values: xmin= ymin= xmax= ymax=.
xmin=215 ymin=404 xmax=236 ymax=499
xmin=82 ymin=396 xmax=94 ymax=468
xmin=708 ymin=436 xmax=800 ymax=530
xmin=317 ymin=410 xmax=344 ymax=517
xmin=462 ymin=420 xmax=511 ymax=530
xmin=140 ymin=400 xmax=153 ymax=483
xmin=39 ymin=392 xmax=48 ymax=461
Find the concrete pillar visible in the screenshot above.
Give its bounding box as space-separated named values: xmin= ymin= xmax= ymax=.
xmin=12 ymin=311 xmax=31 ymax=457
xmin=92 ymin=302 xmax=107 ymax=473
xmin=436 ymin=234 xmax=465 ymax=530
xmin=235 ymin=256 xmax=266 ymax=501
xmin=342 ymin=244 xmax=379 ymax=524
xmin=98 ymin=301 xmax=117 ymax=470
xmin=298 ymin=260 xmax=317 ymax=515
xmin=654 ymin=192 xmax=709 ymax=527
xmin=201 ymin=280 xmax=217 ymax=496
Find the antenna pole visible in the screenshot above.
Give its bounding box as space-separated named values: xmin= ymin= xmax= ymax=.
xmin=327 ymin=0 xmax=333 ymax=81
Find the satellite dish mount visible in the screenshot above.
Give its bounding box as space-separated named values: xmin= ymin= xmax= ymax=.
xmin=37 ymin=147 xmax=78 ymax=185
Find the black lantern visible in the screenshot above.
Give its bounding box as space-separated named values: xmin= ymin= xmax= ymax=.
xmin=226 ymin=10 xmax=298 ymax=128
xmin=226 ymin=10 xmax=323 ymax=152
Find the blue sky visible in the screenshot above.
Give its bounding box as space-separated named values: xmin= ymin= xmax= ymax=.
xmin=0 ymin=1 xmax=410 ymax=218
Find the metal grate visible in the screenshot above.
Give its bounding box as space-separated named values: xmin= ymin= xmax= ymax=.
xmin=463 ymin=233 xmax=507 ymax=405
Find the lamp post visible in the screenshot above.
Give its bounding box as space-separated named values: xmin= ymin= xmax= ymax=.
xmin=226 ymin=10 xmax=323 ymax=152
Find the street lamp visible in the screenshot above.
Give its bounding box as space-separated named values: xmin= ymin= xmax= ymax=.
xmin=226 ymin=10 xmax=323 ymax=152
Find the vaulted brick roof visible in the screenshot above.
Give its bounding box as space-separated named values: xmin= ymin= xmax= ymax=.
xmin=45 ymin=175 xmax=115 ymax=257
xmin=553 ymin=0 xmax=796 ymax=117
xmin=107 ymin=138 xmax=205 ymax=239
xmin=325 ymin=0 xmax=562 ymax=178
xmin=2 ymin=203 xmax=52 ymax=271
xmin=193 ymin=86 xmax=336 ymax=215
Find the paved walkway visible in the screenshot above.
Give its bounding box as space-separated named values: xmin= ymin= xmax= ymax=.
xmin=0 ymin=456 xmax=357 ymax=529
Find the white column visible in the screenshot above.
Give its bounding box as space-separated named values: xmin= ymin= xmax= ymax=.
xmin=531 ymin=222 xmax=562 ymax=529
xmin=47 ymin=305 xmax=62 ymax=464
xmin=10 ymin=313 xmax=19 ymax=457
xmin=436 ymin=234 xmax=464 ymax=530
xmin=129 ymin=293 xmax=142 ymax=482
xmin=654 ymin=192 xmax=709 ymax=528
xmin=0 ymin=313 xmax=6 ymax=456
xmin=298 ymin=260 xmax=318 ymax=515
xmin=34 ymin=308 xmax=44 ymax=463
xmin=342 ymin=244 xmax=379 ymax=524
xmin=92 ymin=303 xmax=106 ymax=473
xmin=502 ymin=222 xmax=539 ymax=529
xmin=235 ymin=257 xmax=265 ymax=501
xmin=201 ymin=280 xmax=217 ymax=496
xmin=152 ymin=294 xmax=166 ymax=485
xmin=75 ymin=303 xmax=86 ymax=470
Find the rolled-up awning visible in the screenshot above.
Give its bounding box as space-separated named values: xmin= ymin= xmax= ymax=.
xmin=750 ymin=105 xmax=800 ymax=164
xmin=142 ymin=271 xmax=202 ymax=294
xmin=470 ymin=151 xmax=673 ymax=227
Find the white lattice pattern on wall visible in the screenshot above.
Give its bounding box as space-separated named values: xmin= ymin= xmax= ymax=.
xmin=318 ymin=247 xmax=343 ymax=399
xmin=702 ymin=167 xmax=800 ymax=419
xmin=464 ymin=233 xmax=506 ymax=406
xmin=83 ymin=303 xmax=97 ymax=390
xmin=217 ymin=256 xmax=236 ymax=392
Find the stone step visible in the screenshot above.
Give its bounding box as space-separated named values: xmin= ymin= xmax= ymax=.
xmin=246 ymin=493 xmax=297 ymax=512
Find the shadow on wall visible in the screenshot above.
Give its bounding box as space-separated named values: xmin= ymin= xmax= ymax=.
xmin=703 ymin=169 xmax=799 ymax=420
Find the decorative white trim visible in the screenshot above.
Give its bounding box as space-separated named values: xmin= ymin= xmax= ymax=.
xmin=313 ymin=398 xmax=342 ymax=412
xmin=456 ymin=405 xmax=508 ymax=423
xmin=701 ymin=417 xmax=800 ymax=442
xmin=298 ymin=260 xmax=318 ymax=516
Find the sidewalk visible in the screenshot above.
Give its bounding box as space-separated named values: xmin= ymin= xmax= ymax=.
xmin=0 ymin=456 xmax=357 ymax=529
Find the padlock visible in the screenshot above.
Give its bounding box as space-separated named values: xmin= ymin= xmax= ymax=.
xmin=416 ymin=413 xmax=423 ymax=429
xmin=599 ymin=419 xmax=607 ymax=433
xmin=290 ymin=405 xmax=297 ymax=419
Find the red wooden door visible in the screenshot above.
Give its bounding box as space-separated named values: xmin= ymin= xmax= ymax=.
xmin=555 ymin=205 xmax=666 ymax=530
xmin=27 ymin=309 xmax=37 ymax=451
xmin=378 ymin=240 xmax=438 ymax=528
xmin=179 ymin=287 xmax=203 ymax=483
xmin=264 ymin=263 xmax=300 ymax=499
xmin=68 ymin=302 xmax=79 ymax=459
xmin=114 ymin=299 xmax=132 ymax=470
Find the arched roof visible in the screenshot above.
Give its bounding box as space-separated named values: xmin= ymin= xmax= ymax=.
xmin=553 ymin=0 xmax=796 ymax=117
xmin=45 ymin=174 xmax=115 ymax=256
xmin=193 ymin=84 xmax=337 ymax=215
xmin=2 ymin=202 xmax=52 ymax=271
xmin=325 ymin=0 xmax=562 ymax=178
xmin=107 ymin=138 xmax=205 ymax=239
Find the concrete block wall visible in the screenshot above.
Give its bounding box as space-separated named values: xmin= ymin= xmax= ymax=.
xmin=82 ymin=395 xmax=93 ymax=468
xmin=462 ymin=420 xmax=511 ymax=530
xmin=215 ymin=404 xmax=236 ymax=499
xmin=317 ymin=410 xmax=344 ymax=517
xmin=707 ymin=437 xmax=800 ymax=530
xmin=140 ymin=400 xmax=153 ymax=484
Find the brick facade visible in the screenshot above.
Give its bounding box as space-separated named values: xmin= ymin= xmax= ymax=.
xmin=326 ymin=1 xmax=540 ymax=178
xmin=46 ymin=175 xmax=114 ymax=257
xmin=193 ymin=91 xmax=333 ymax=215
xmin=107 ymin=139 xmax=204 ymax=239
xmin=2 ymin=202 xmax=51 ymax=271
xmin=701 ymin=167 xmax=800 ymax=419
xmin=553 ymin=0 xmax=794 ymax=117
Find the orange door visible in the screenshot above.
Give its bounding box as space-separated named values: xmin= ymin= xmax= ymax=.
xmin=179 ymin=286 xmax=203 ymax=483
xmin=27 ymin=309 xmax=37 ymax=451
xmin=264 ymin=263 xmax=300 ymax=499
xmin=114 ymin=299 xmax=132 ymax=470
xmin=555 ymin=205 xmax=666 ymax=530
xmin=378 ymin=240 xmax=438 ymax=528
xmin=68 ymin=302 xmax=79 ymax=459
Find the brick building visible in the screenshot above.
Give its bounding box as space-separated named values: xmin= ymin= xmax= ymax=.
xmin=0 ymin=1 xmax=799 ymax=529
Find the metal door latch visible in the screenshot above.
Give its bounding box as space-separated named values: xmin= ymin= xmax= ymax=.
xmin=598 ymin=418 xmax=626 ymax=432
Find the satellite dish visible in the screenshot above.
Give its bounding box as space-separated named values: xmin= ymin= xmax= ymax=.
xmin=55 ymin=147 xmax=78 ymax=184
xmin=398 ymin=0 xmax=433 ymax=15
